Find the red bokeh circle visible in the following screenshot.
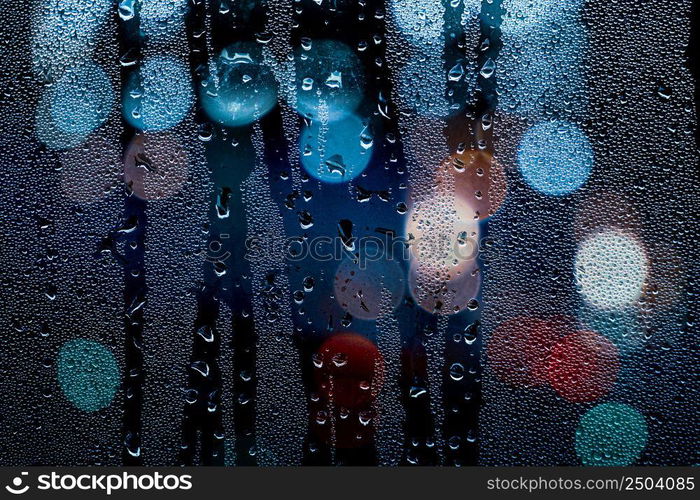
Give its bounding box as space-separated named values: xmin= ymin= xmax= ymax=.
xmin=487 ymin=316 xmax=575 ymax=388
xmin=547 ymin=330 xmax=619 ymax=403
xmin=314 ymin=333 xmax=385 ymax=409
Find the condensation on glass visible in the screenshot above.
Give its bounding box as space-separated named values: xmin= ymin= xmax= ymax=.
xmin=0 ymin=0 xmax=697 ymax=466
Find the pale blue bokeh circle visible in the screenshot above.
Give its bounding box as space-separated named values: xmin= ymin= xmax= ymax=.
xmin=50 ymin=62 xmax=114 ymax=135
xmin=575 ymin=402 xmax=648 ymax=466
xmin=200 ymin=42 xmax=278 ymax=127
xmin=293 ymin=39 xmax=365 ymax=122
xmin=57 ymin=339 xmax=119 ymax=412
xmin=139 ymin=0 xmax=189 ymax=39
xmin=122 ymin=55 xmax=193 ymax=131
xmin=32 ymin=0 xmax=113 ymax=79
xmin=300 ymin=114 xmax=373 ymax=183
xmin=517 ymin=120 xmax=593 ymax=196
